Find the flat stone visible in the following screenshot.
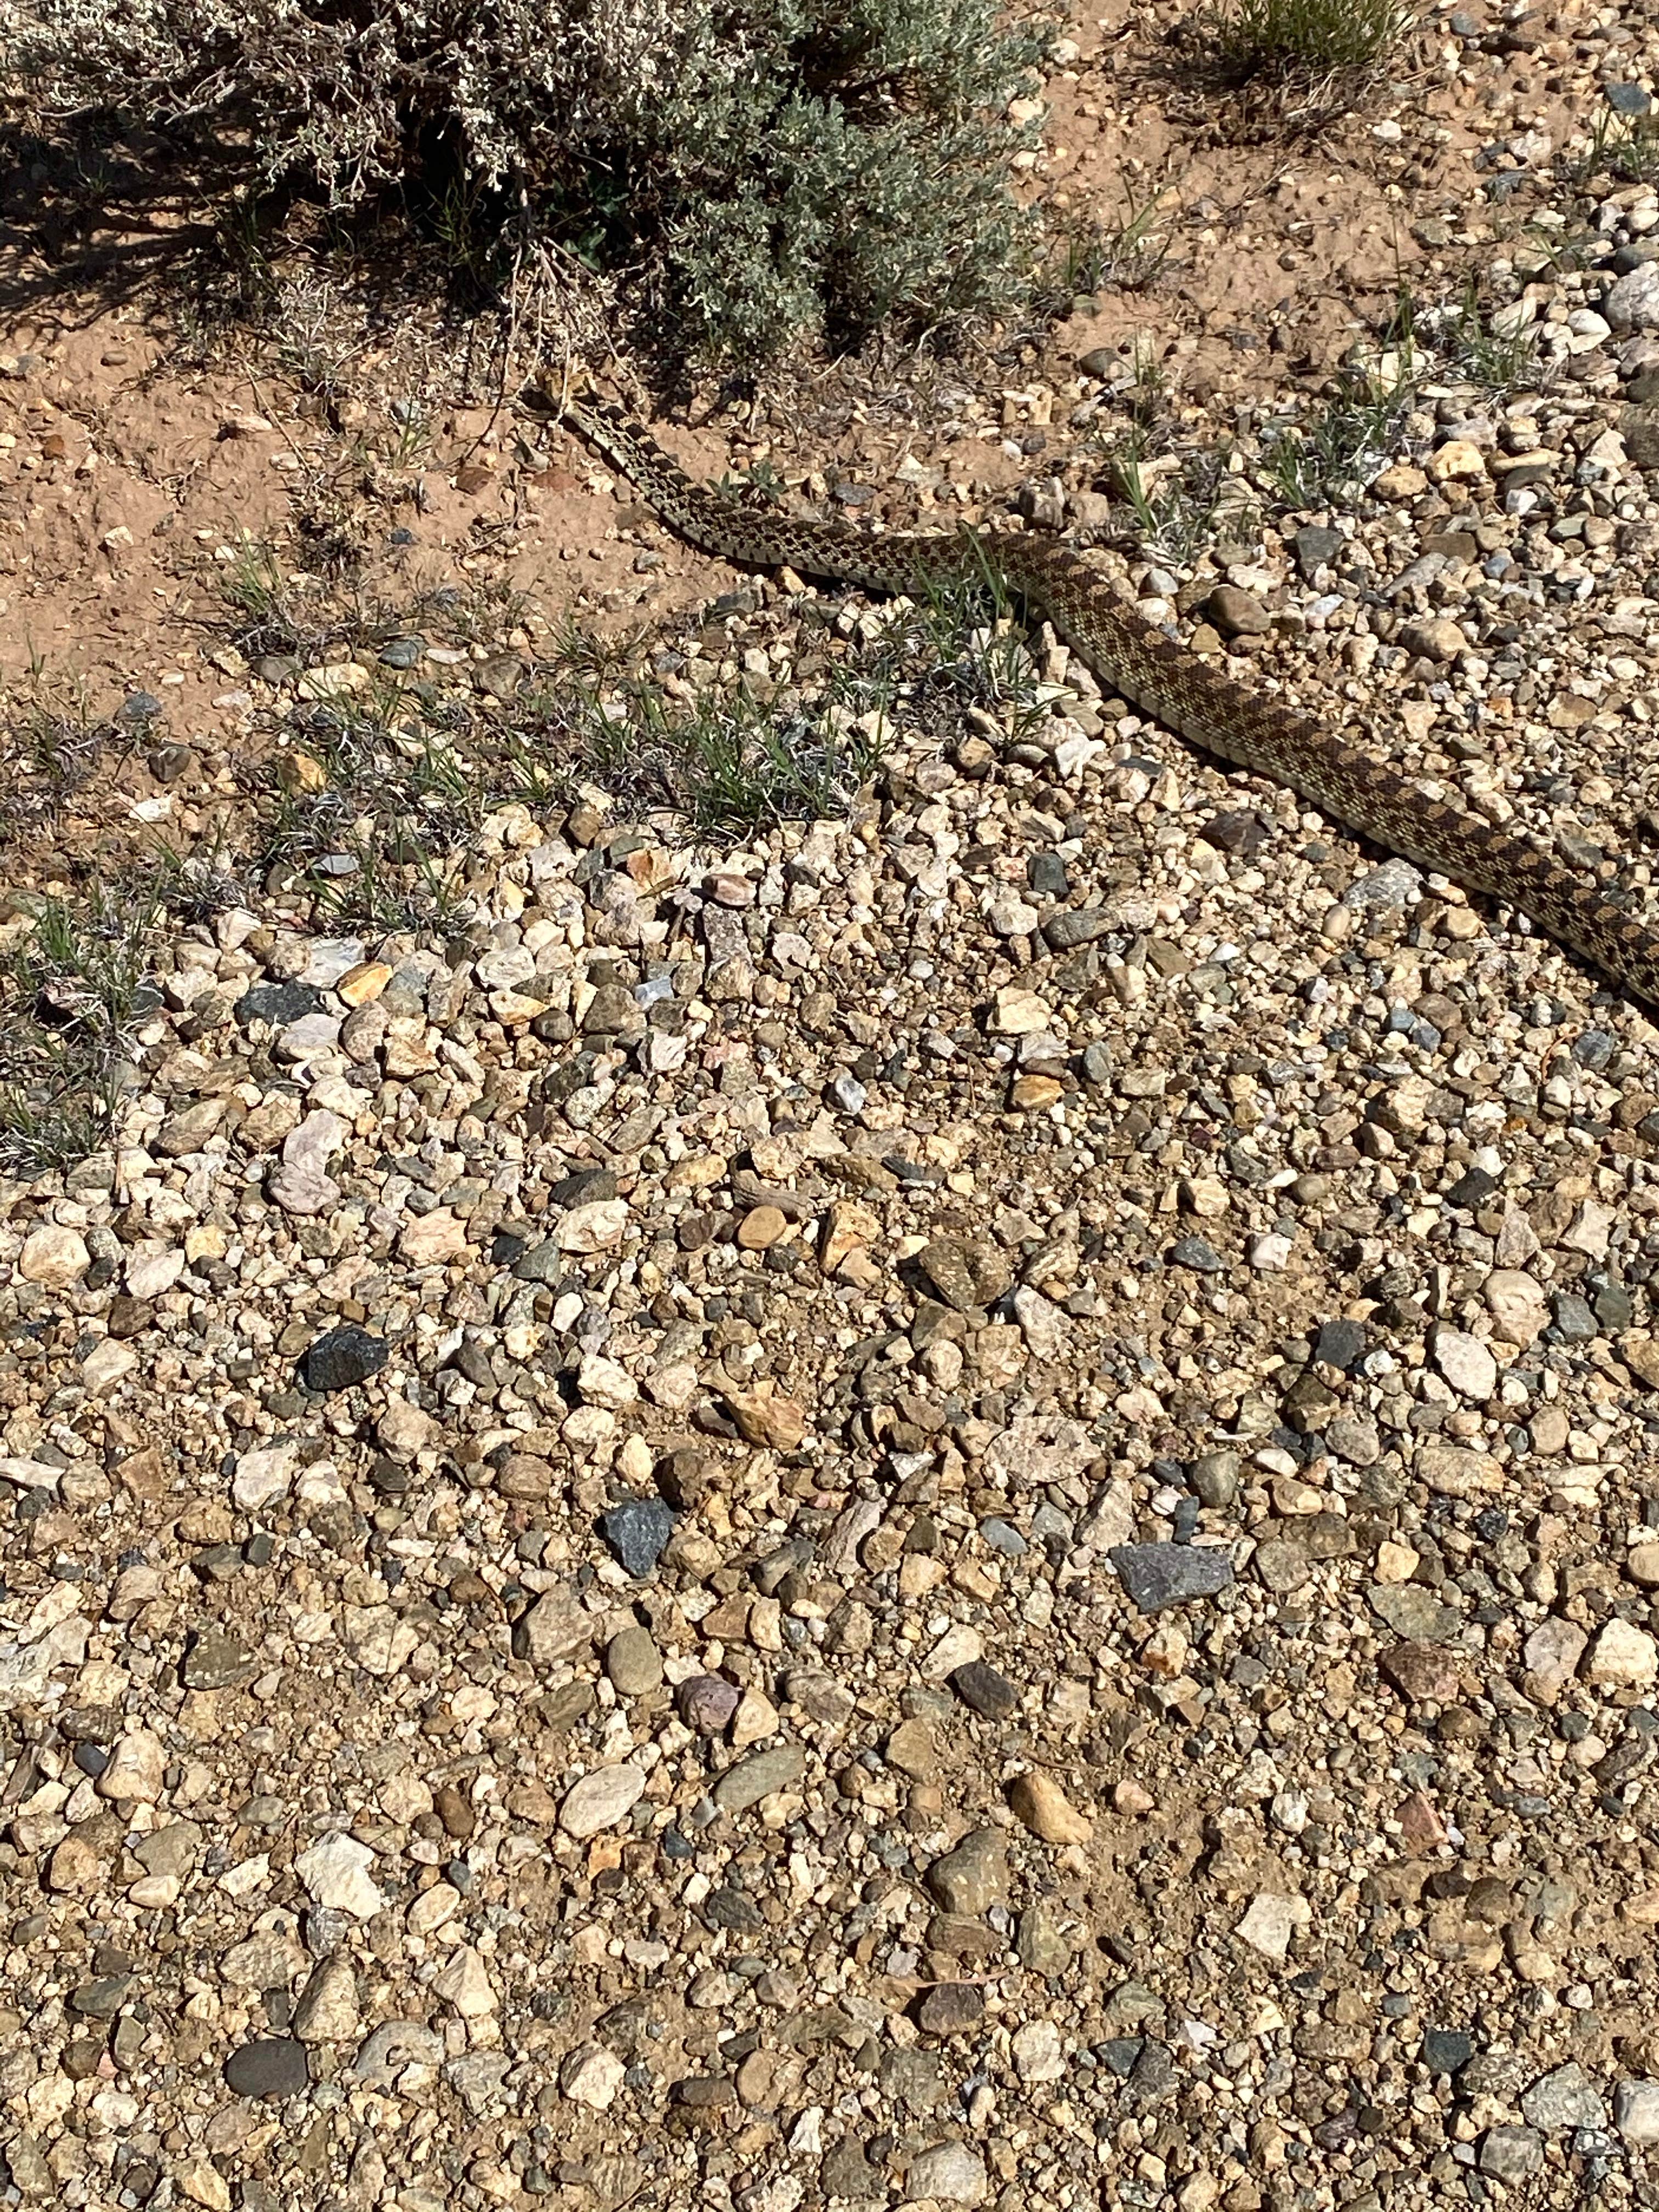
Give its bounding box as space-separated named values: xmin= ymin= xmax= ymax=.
xmin=224 ymin=2038 xmax=310 ymax=2100
xmin=1615 ymin=2079 xmax=1659 ymax=2143
xmin=926 ymin=1829 xmax=1006 ymax=1916
xmin=1423 ymin=2028 xmax=1474 ymax=2075
xmin=1585 ymin=1617 xmax=1658 ymax=1686
xmin=949 ymin=1659 xmax=1019 ymax=1719
xmin=293 ymin=1954 xmax=360 ymax=2044
xmin=1207 ymin=583 xmax=1271 ymax=637
xmin=302 ymin=1325 xmax=389 ymax=1392
xmin=352 ymin=2020 xmax=445 ymax=2088
xmin=183 ymin=1628 xmax=256 ymax=1690
xmin=1110 ymin=1542 xmax=1233 ymax=1612
xmin=602 ymin=1497 xmax=676 ymax=1577
xmin=1237 ymin=1892 xmax=1307 ymax=1962
xmin=905 ymin=2145 xmax=988 ymax=2205
xmin=561 ymin=1763 xmax=646 ymax=1838
xmin=1432 ymin=1327 xmax=1497 ymax=1400
xmin=1523 ymin=1617 xmax=1588 ymax=1703
xmin=562 ymin=2044 xmax=627 ymax=2110
xmin=236 ymin=979 xmax=320 ymax=1030
xmin=917 ymin=1982 xmax=985 ymax=2035
xmin=712 ymin=1743 xmax=806 ymax=1813
xmin=1368 ymin=1584 xmax=1461 ymax=1643
xmin=97 ymin=1729 xmax=165 ymax=1803
xmin=294 ymin=1831 xmax=383 ymax=1918
xmin=555 ymin=1198 xmax=629 ymax=1253
xmin=515 ymin=1584 xmax=596 ymax=1666
xmin=676 ymin=1674 xmax=741 ymax=1734
xmin=1483 ymin=1269 xmax=1550 ymax=1346
xmin=605 ymin=1627 xmax=664 ymax=1697
xmin=1521 ymin=2061 xmax=1607 ymax=2131
xmin=916 ymin=1235 xmax=1013 ymax=1312
xmin=1380 ymin=1641 xmax=1464 ymax=1704
xmin=1477 ymin=2126 xmax=1543 ymax=2181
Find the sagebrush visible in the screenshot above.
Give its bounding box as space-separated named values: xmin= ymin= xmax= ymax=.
xmin=1 ymin=0 xmax=1049 ymax=362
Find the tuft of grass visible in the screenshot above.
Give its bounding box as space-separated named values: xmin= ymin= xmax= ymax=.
xmin=1205 ymin=0 xmax=1415 ymax=75
xmin=1052 ymin=184 xmax=1176 ymax=298
xmin=0 ymin=883 xmax=161 ymax=1175
xmin=0 ymin=691 xmax=124 ymax=851
xmin=1258 ymin=318 xmax=1419 ymax=512
xmin=1573 ymin=106 xmax=1659 ymax=190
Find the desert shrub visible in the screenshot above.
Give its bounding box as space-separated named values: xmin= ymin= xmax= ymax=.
xmin=1205 ymin=0 xmax=1414 ymax=76
xmin=0 ymin=0 xmax=1049 ymax=362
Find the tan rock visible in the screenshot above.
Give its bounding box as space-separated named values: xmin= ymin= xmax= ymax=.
xmin=1585 ymin=1617 xmax=1658 ymax=1688
xmin=724 ymin=1387 xmax=809 ymax=1451
xmin=820 ymin=1199 xmax=878 ymax=1272
xmin=737 ymin=1204 xmax=788 ymax=1250
xmin=1007 ymin=1770 xmax=1092 ymax=1846
xmin=19 ymin=1224 xmax=89 ymax=1287
xmin=337 ymin=961 xmax=392 ymax=1007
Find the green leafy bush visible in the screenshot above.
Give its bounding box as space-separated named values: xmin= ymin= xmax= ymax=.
xmin=1 ymin=0 xmax=1048 ymax=362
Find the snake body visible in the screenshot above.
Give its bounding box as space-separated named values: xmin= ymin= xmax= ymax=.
xmin=563 ymin=396 xmax=1659 ymax=1007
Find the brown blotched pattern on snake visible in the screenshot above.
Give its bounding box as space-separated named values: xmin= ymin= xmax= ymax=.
xmin=558 ymin=393 xmax=1659 ymax=1009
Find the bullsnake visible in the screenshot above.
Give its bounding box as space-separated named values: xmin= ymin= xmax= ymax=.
xmin=557 ymin=392 xmax=1659 ymax=1008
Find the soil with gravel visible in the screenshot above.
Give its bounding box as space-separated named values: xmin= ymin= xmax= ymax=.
xmin=10 ymin=9 xmax=1659 ymax=2212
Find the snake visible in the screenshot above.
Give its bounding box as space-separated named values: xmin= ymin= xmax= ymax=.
xmin=557 ymin=392 xmax=1659 ymax=1009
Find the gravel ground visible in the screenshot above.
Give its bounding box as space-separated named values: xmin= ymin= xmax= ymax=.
xmin=18 ymin=17 xmax=1659 ymax=2212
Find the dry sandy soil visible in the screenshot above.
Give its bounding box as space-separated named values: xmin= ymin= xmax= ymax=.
xmin=9 ymin=8 xmax=1659 ymax=2212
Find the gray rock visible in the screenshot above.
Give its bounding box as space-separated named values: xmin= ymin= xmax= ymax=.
xmin=1615 ymin=2079 xmax=1659 ymax=2143
xmin=1607 ymin=261 xmax=1659 ymax=331
xmin=676 ymin=1674 xmax=741 ymax=1734
xmin=916 ymin=1236 xmax=1013 ymax=1312
xmin=926 ymin=1829 xmax=1007 ymax=1916
xmin=182 ymin=1628 xmax=256 ymax=1690
xmin=353 ymin=2021 xmax=445 ymax=2088
xmin=711 ymin=1744 xmax=806 ymax=1813
xmin=303 ymin=1327 xmax=388 ymax=1392
xmin=602 ymin=1497 xmax=675 ymax=1577
xmin=1368 ymin=1585 xmax=1462 ymax=1643
xmin=1110 ymin=1542 xmax=1234 ymax=1612
xmin=949 ymin=1659 xmax=1020 ymax=1719
xmin=223 ymin=2038 xmax=310 ymax=2100
xmin=1168 ymin=1235 xmax=1225 ymax=1273
xmin=1521 ymin=2061 xmax=1607 ymax=2132
xmin=905 ymin=2143 xmax=988 ymax=2204
xmin=1477 ymin=2126 xmax=1543 ymax=2181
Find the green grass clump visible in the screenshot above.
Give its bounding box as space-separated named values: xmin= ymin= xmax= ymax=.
xmin=1207 ymin=0 xmax=1414 ymax=75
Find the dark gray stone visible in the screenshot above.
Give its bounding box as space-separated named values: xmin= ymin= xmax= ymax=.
xmin=1293 ymin=524 xmax=1345 ymax=580
xmin=224 ymin=2038 xmax=311 ymax=2100
xmin=1314 ymin=1318 xmax=1367 ymax=1371
xmin=1110 ymin=1542 xmax=1234 ymax=1612
xmin=1553 ymin=1293 xmax=1598 ymax=1344
xmin=303 ymin=1327 xmax=390 ymax=1392
xmin=1168 ymin=1235 xmax=1225 ymax=1273
xmin=182 ymin=1628 xmax=257 ymax=1691
xmin=602 ymin=1497 xmax=676 ymax=1577
xmin=1423 ymin=2028 xmax=1474 ymax=2075
xmin=949 ymin=1659 xmax=1020 ymax=1720
xmin=237 ymin=980 xmax=321 ymax=1030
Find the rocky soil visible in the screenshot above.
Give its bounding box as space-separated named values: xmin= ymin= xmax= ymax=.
xmin=10 ymin=7 xmax=1659 ymax=2212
